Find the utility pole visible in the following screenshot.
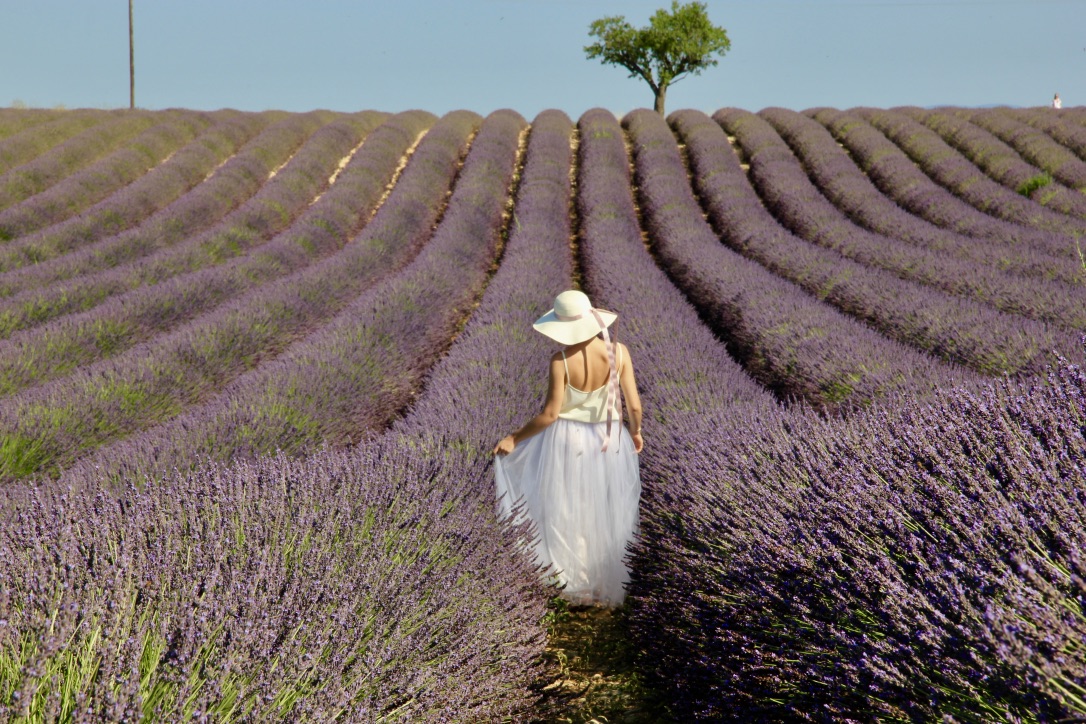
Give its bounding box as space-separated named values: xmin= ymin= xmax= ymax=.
xmin=129 ymin=0 xmax=135 ymax=109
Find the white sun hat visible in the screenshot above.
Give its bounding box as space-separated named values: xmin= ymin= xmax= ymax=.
xmin=532 ymin=290 xmax=617 ymax=345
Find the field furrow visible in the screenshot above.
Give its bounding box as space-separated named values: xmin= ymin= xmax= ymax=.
xmin=0 ymin=112 xmax=389 ymax=338
xmin=0 ymin=110 xmax=310 ymax=274
xmin=811 ymin=107 xmax=1082 ymax=282
xmin=1 ymin=113 xmax=118 ymax=178
xmin=392 ymin=109 xmax=575 ymax=447
xmin=860 ymin=107 xmax=1086 ymax=237
xmin=966 ymin=108 xmax=1086 ymax=189
xmin=576 ymin=108 xmax=773 ymax=430
xmin=0 ymin=110 xmax=485 ymax=482
xmin=1014 ymin=107 xmax=1086 ymax=162
xmin=0 ymin=112 xmax=210 ymax=239
xmin=910 ymin=107 xmax=1086 ymax=219
xmin=0 ymin=111 xmax=162 ymax=215
xmin=0 ymin=112 xmax=430 ymax=394
xmin=42 ymin=110 xmax=525 ymax=488
xmin=735 ymin=108 xmax=1086 ymax=335
xmin=631 ymin=108 xmax=967 ymax=408
xmin=0 ymin=108 xmax=69 ymax=142
xmin=769 ymin=107 xmax=1081 ymax=285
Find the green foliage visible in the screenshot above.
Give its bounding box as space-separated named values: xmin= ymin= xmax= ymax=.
xmin=1016 ymin=172 xmax=1053 ymax=197
xmin=585 ymin=1 xmax=730 ymax=114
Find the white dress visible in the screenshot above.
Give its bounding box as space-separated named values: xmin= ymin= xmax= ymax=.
xmin=494 ymin=349 xmax=642 ymax=607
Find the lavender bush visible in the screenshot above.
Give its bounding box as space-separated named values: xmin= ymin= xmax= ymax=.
xmin=0 ymin=111 xmax=283 ymax=274
xmin=858 ymin=107 xmax=1086 ymax=239
xmin=0 ymin=441 xmax=550 ymax=721
xmin=0 ymin=112 xmax=208 ymax=240
xmin=0 ymin=111 xmax=158 ymax=216
xmin=811 ymin=107 xmax=1083 ymax=284
xmin=624 ymin=355 xmax=1086 ymax=721
xmin=0 ymin=112 xmax=392 ymax=344
xmin=0 ymin=108 xmax=68 ymax=144
xmin=0 ymin=112 xmax=115 ymax=178
xmin=764 ymin=107 xmax=1084 ymax=294
xmin=966 ymin=108 xmax=1086 ymax=190
xmin=726 ymin=108 xmax=1086 ymax=336
xmin=621 ymin=108 xmax=967 ymax=408
xmin=911 ymin=107 xmax=1086 ymax=218
xmin=0 ymin=110 xmax=481 ymax=481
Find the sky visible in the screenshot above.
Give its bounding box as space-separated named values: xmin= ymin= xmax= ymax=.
xmin=1 ymin=0 xmax=1083 ymax=118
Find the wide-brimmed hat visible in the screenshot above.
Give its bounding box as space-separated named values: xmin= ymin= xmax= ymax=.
xmin=532 ymin=290 xmax=617 ymax=345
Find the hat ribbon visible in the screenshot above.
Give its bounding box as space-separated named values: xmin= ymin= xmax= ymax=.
xmin=555 ymin=308 xmax=621 ymax=451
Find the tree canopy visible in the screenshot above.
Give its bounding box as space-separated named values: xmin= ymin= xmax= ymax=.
xmin=584 ymin=1 xmax=730 ymax=115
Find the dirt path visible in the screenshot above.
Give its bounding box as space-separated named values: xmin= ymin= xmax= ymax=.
xmin=528 ymin=601 xmax=674 ymax=723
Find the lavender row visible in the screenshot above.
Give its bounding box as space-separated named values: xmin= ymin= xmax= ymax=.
xmin=739 ymin=108 xmax=1086 ymax=338
xmin=369 ymin=109 xmax=589 ymax=710
xmin=911 ymin=107 xmax=1086 ymax=220
xmin=392 ymin=109 xmax=575 ymax=448
xmin=1015 ymin=107 xmax=1086 ymax=161
xmin=0 ymin=109 xmax=306 ymax=274
xmin=766 ymin=107 xmax=1083 ymax=291
xmin=965 ymin=107 xmax=1086 ymax=189
xmin=0 ymin=108 xmax=564 ymax=723
xmin=0 ymin=111 xmax=162 ymax=217
xmin=0 ymin=108 xmax=69 ymax=143
xmin=52 ymin=110 xmax=519 ymax=485
xmin=0 ymin=110 xmax=474 ymax=482
xmin=0 ymin=112 xmax=209 ymax=239
xmin=0 ymin=441 xmax=550 ymax=720
xmin=575 ymin=107 xmax=776 ymax=472
xmin=625 ymin=354 xmax=1086 ymax=720
xmin=716 ymin=108 xmax=1067 ymax=376
xmin=0 ymin=111 xmax=113 ymax=179
xmin=858 ymin=107 xmax=1086 ymax=237
xmin=811 ymin=107 xmax=1082 ymax=280
xmin=0 ymin=112 xmax=417 ymax=394
xmin=574 ymin=105 xmax=781 ymax=666
xmin=632 ymin=108 xmax=966 ymax=409
xmin=0 ymin=111 xmax=387 ymax=339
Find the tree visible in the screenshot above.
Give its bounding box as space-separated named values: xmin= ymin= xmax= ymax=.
xmin=584 ymin=1 xmax=730 ymax=115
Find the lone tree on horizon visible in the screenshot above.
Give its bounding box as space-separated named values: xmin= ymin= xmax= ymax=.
xmin=585 ymin=1 xmax=730 ymax=115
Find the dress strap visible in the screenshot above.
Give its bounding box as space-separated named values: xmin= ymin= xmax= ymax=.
xmin=561 ymin=349 xmax=569 ymax=381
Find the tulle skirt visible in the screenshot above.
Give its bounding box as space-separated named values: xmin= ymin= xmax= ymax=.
xmin=494 ymin=418 xmax=641 ymax=607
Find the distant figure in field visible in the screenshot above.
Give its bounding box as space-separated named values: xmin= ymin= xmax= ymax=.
xmin=493 ymin=290 xmax=643 ymax=607
xmin=1053 ymin=93 xmax=1062 ymax=109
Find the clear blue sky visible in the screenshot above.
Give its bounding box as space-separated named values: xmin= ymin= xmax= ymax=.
xmin=2 ymin=0 xmax=1083 ymax=116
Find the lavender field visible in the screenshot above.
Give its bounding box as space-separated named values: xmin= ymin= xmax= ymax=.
xmin=0 ymin=104 xmax=1083 ymax=722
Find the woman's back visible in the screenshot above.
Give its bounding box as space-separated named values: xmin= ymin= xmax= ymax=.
xmin=563 ymin=338 xmax=622 ymax=392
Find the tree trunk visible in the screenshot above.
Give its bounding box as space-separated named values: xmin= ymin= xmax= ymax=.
xmin=654 ymin=84 xmax=667 ymax=115
xmin=129 ymin=0 xmax=135 ymax=109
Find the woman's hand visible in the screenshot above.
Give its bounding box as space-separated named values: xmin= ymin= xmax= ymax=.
xmin=631 ymin=431 xmax=644 ymax=454
xmin=492 ymin=434 xmax=516 ymax=456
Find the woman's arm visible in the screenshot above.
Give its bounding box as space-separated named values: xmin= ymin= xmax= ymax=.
xmin=493 ymin=355 xmax=566 ymax=455
xmin=618 ymin=344 xmax=643 ymax=453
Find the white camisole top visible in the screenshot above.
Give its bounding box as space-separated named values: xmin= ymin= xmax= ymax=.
xmin=558 ymin=346 xmax=622 ymax=424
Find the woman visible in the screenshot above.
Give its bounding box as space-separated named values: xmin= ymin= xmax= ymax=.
xmin=493 ymin=290 xmax=643 ymax=607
